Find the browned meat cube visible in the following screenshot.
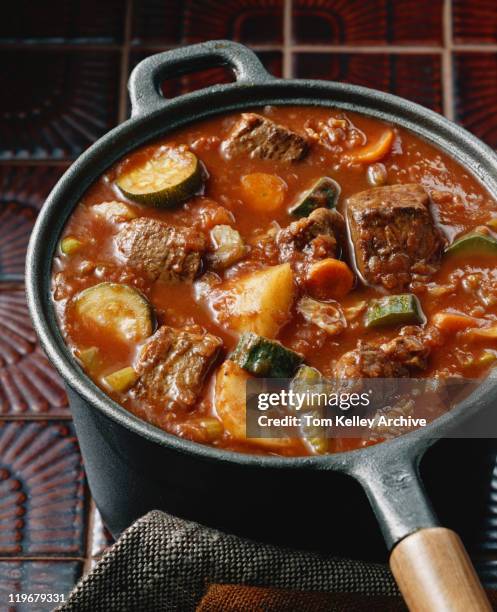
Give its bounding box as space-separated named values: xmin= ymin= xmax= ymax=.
xmin=334 ymin=341 xmax=409 ymax=379
xmin=277 ymin=207 xmax=346 ymax=266
xmin=133 ymin=325 xmax=222 ymax=410
xmin=114 ymin=217 xmax=206 ymax=282
xmin=223 ymin=113 xmax=308 ymax=162
xmin=347 ymin=184 xmax=444 ymax=291
xmin=334 ymin=326 xmax=434 ymax=379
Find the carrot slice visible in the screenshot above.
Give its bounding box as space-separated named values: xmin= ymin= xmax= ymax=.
xmin=432 ymin=312 xmax=481 ymax=333
xmin=306 ymin=258 xmax=354 ymax=300
xmin=241 ymin=173 xmax=286 ymax=212
xmin=347 ymin=129 xmax=394 ymax=164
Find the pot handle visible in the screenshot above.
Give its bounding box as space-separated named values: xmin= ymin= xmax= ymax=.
xmin=354 ymin=451 xmax=491 ymax=611
xmin=128 ymin=40 xmax=275 ymax=117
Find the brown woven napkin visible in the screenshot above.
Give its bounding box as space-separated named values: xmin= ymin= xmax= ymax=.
xmin=57 ymin=510 xmax=406 ymax=611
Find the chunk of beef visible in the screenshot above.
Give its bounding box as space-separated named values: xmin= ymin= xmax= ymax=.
xmin=223 ymin=113 xmax=308 ymax=162
xmin=133 ymin=325 xmax=222 ymax=410
xmin=380 ymin=326 xmax=433 ymax=371
xmin=347 ymin=184 xmax=444 ymax=291
xmin=334 ymin=326 xmax=433 ymax=379
xmin=114 ymin=217 xmax=206 ymax=283
xmin=334 ymin=341 xmax=409 ymax=379
xmin=277 ymin=207 xmax=346 ymax=266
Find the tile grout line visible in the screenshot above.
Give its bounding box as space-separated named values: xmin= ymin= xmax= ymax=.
xmin=282 ymin=0 xmax=292 ymax=78
xmin=118 ymin=0 xmax=133 ymax=124
xmin=442 ymin=0 xmax=455 ymax=120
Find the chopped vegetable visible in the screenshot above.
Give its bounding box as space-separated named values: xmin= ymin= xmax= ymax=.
xmin=445 ymin=232 xmax=497 ymax=257
xmin=241 ymin=173 xmax=286 ymax=212
xmin=76 ymin=346 xmax=99 ymax=371
xmin=215 ymin=360 xmax=294 ymax=448
xmin=209 ymin=224 xmax=246 ymax=270
xmin=297 ymin=296 xmax=346 ymax=336
xmin=197 ymin=417 xmax=224 ymax=441
xmin=466 ymin=325 xmax=497 ymax=340
xmin=432 ymin=312 xmax=480 ymax=333
xmin=117 ymin=147 xmax=203 ymax=208
xmin=486 ymin=217 xmax=497 ymax=231
xmin=60 ymin=236 xmax=83 ymax=255
xmin=92 ymin=201 xmax=137 ymax=221
xmin=478 ymin=350 xmax=497 ymax=367
xmin=74 ymin=282 xmax=154 ymax=342
xmin=231 ymin=332 xmax=304 ymax=378
xmin=367 ymin=163 xmax=388 ymax=187
xmin=217 ymin=263 xmax=295 ymax=338
xmin=104 ymin=366 xmax=139 ymax=393
xmin=306 ymin=258 xmax=354 ymax=300
xmin=365 ymin=294 xmax=424 ymax=328
xmin=347 ymin=129 xmax=394 ymax=164
xmin=292 ymin=365 xmax=328 ymax=455
xmin=288 ymin=177 xmax=340 ymax=218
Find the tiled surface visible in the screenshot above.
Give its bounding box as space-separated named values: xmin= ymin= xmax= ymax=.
xmin=293 ymin=53 xmax=444 ymax=113
xmin=3 ymin=0 xmax=497 ymax=603
xmin=292 ymin=0 xmax=444 ymax=45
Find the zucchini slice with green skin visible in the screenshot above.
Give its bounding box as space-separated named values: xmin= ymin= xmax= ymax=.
xmin=74 ymin=282 xmax=154 ymax=342
xmin=116 ymin=147 xmax=203 ymax=208
xmin=445 ymin=232 xmax=497 ymax=257
xmin=365 ymin=294 xmax=424 ymax=329
xmin=288 ymin=177 xmax=340 ymax=218
xmin=231 ymin=332 xmax=304 ymax=378
xmin=292 ymin=365 xmax=328 ymax=454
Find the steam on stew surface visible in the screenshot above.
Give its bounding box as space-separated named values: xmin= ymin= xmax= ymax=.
xmin=53 ymin=106 xmax=497 ymax=456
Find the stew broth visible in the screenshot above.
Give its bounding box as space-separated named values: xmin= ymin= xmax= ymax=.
xmin=52 ymin=106 xmax=497 ymax=455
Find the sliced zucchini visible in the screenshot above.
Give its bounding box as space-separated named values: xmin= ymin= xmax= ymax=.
xmin=292 ymin=365 xmax=328 ymax=455
xmin=116 ymin=147 xmax=203 ymax=208
xmin=297 ymin=296 xmax=346 ymax=336
xmin=92 ymin=201 xmax=137 ymax=221
xmin=231 ymin=332 xmax=304 ymax=378
xmin=209 ymin=224 xmax=246 ymax=270
xmin=365 ymin=294 xmax=424 ymax=329
xmin=74 ymin=282 xmax=154 ymax=342
xmin=104 ymin=366 xmax=139 ymax=393
xmin=445 ymin=232 xmax=497 ymax=257
xmin=60 ymin=236 xmax=84 ymax=255
xmin=288 ymin=177 xmax=340 ymax=218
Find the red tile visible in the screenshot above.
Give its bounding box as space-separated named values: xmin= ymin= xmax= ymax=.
xmin=454 ymin=53 xmax=497 ymax=149
xmin=0 ymin=289 xmax=68 ymax=415
xmin=0 ymin=50 xmax=120 ymax=160
xmin=131 ymin=0 xmax=284 ymax=45
xmin=293 ymin=53 xmax=443 ymax=113
xmin=0 ymin=166 xmax=65 ymax=280
xmin=0 ymin=561 xmax=82 ymax=610
xmin=292 ymin=0 xmax=443 ymax=45
xmin=453 ymin=0 xmax=497 ymax=44
xmin=1 ymin=1 xmax=125 ymax=44
xmin=0 ymin=421 xmax=86 ymax=556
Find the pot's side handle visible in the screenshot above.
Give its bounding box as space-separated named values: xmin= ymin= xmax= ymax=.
xmin=128 ymin=40 xmax=274 ymax=117
xmin=353 ymin=452 xmax=491 ymax=611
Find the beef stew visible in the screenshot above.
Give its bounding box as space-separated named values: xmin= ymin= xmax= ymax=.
xmin=52 ymin=106 xmax=497 ymax=456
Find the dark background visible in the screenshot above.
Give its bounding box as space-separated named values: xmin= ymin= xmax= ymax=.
xmin=2 ymin=0 xmax=497 ymax=605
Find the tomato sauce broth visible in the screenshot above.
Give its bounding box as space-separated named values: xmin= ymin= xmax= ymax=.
xmin=52 ymin=105 xmax=497 ymax=455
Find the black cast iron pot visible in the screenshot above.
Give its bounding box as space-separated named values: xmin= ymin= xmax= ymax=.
xmin=27 ymin=41 xmax=497 ymax=610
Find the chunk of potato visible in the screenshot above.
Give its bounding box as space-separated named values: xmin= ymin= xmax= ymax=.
xmin=214 ymin=263 xmax=294 ymax=338
xmin=214 ymin=360 xmax=294 ymax=449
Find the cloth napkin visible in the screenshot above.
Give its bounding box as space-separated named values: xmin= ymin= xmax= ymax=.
xmin=56 ymin=510 xmax=487 ymax=611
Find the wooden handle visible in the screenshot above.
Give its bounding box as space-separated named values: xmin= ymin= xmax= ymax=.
xmin=390 ymin=527 xmax=491 ymax=611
